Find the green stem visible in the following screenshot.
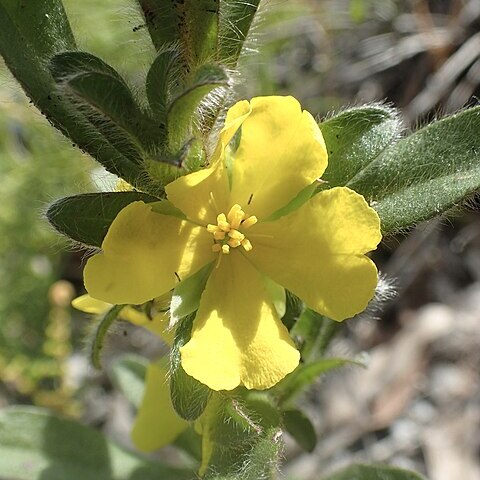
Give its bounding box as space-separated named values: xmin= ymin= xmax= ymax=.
xmin=90 ymin=305 xmax=124 ymax=369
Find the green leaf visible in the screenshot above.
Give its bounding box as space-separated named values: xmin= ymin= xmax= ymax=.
xmin=219 ymin=0 xmax=261 ymax=66
xmin=183 ymin=0 xmax=219 ymax=64
xmin=137 ymin=0 xmax=218 ymax=65
xmin=0 ymin=406 xmax=191 ymax=480
xmin=0 ymin=3 xmax=147 ymax=189
xmin=170 ymin=262 xmax=213 ymax=325
xmin=167 ymin=64 xmax=228 ymax=148
xmin=348 ymin=107 xmax=480 ymax=234
xmin=136 ymin=0 xmax=181 ymax=51
xmin=46 ymin=191 xmax=159 ymax=247
xmin=109 ymin=355 xmax=148 ymax=409
xmin=0 ymin=0 xmax=76 ymax=59
xmin=323 ymin=464 xmax=427 ymax=480
xmin=320 ymin=105 xmax=402 ymax=188
xmin=49 ymin=52 xmax=155 ymax=153
xmin=170 ymin=314 xmax=212 ymax=421
xmin=146 ymin=49 xmax=181 ymax=121
xmin=278 ymin=358 xmax=365 ymax=405
xmin=283 ymin=409 xmax=317 ymax=453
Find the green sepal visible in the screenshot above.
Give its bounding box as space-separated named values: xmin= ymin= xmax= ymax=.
xmin=278 ymin=358 xmax=365 ymax=406
xmin=323 ymin=464 xmax=427 ymax=480
xmin=282 ymin=409 xmax=317 ymax=453
xmin=109 ymin=354 xmax=148 ymax=409
xmin=167 ymin=64 xmax=228 ymax=149
xmin=0 ymin=406 xmax=191 ymax=480
xmin=46 ymin=192 xmax=159 ymax=247
xmin=170 ymin=314 xmax=212 ymax=421
xmin=218 ymin=0 xmax=261 ymax=66
xmin=320 ymin=105 xmax=402 ymax=188
xmin=170 ymin=262 xmax=213 ymax=325
xmin=348 ymin=107 xmax=480 ymax=234
xmin=281 ymin=291 xmax=304 ymax=330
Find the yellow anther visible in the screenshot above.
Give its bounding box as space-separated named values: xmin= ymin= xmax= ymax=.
xmin=208 ymin=205 xmax=254 ymax=254
xmin=217 ymin=212 xmax=231 ymax=232
xmin=241 ymin=239 xmax=253 ymax=252
xmin=227 ymin=204 xmax=245 ymax=229
xmin=241 ymin=215 xmax=258 ymax=229
xmin=228 ymin=238 xmax=241 ymax=248
xmin=213 ymin=230 xmax=226 ymax=240
xmin=228 ymin=229 xmax=245 ymax=241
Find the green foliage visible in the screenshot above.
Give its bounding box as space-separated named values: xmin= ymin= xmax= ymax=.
xmin=283 ymin=409 xmax=316 ymax=453
xmin=167 ymin=64 xmax=228 ymax=149
xmin=170 ymin=315 xmax=212 ymax=421
xmin=218 ymin=0 xmax=261 ymax=66
xmin=348 ymin=107 xmax=480 ymax=233
xmin=320 ymin=105 xmax=402 ymax=187
xmin=278 ymin=358 xmax=365 ymax=406
xmin=47 ymin=192 xmax=159 ymax=247
xmin=323 ymin=464 xmax=427 ymax=480
xmin=0 ymin=407 xmax=191 ymax=480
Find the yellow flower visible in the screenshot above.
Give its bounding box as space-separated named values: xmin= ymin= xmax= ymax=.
xmin=84 ymin=96 xmax=381 ymax=391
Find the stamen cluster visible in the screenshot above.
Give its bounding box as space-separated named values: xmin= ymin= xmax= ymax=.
xmin=207 ymin=204 xmax=257 ymax=254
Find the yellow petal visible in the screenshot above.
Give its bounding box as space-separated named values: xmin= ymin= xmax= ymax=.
xmin=165 ymin=101 xmax=251 ymax=224
xmin=71 ymin=294 xmax=110 ymax=314
xmin=131 ymin=359 xmax=188 ymax=452
xmin=248 ymin=187 xmax=381 ymax=321
xmin=84 ymin=201 xmax=215 ymax=305
xmin=230 ymin=96 xmax=328 ymax=220
xmin=180 ymin=252 xmax=300 ymax=391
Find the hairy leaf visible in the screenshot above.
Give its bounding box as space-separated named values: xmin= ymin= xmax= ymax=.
xmin=50 ymin=52 xmax=153 ymax=152
xmin=167 ymin=64 xmax=228 ymax=148
xmin=0 ymin=407 xmax=190 ymax=480
xmin=46 ymin=192 xmax=159 ymax=247
xmin=320 ymin=105 xmax=402 ymax=187
xmin=219 ymin=0 xmax=261 ymax=66
xmin=348 ymin=107 xmax=480 ymax=233
xmin=0 ymin=3 xmax=146 ymax=188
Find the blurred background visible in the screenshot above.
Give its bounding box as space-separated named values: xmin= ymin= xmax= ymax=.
xmin=1 ymin=1 xmax=479 ymax=479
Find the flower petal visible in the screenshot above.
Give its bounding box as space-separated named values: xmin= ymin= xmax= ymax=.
xmin=248 ymin=187 xmax=381 ymax=321
xmin=122 ymin=309 xmax=174 ymax=346
xmin=84 ymin=201 xmax=215 ymax=305
xmin=131 ymin=359 xmax=188 ymax=452
xmin=230 ymin=96 xmax=328 ymax=220
xmin=180 ymin=252 xmax=300 ymax=391
xmin=71 ymin=294 xmax=110 ymax=314
xmin=165 ymin=101 xmax=251 ymax=224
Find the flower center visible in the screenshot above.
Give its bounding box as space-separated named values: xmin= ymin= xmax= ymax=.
xmin=207 ymin=204 xmax=257 ymax=254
